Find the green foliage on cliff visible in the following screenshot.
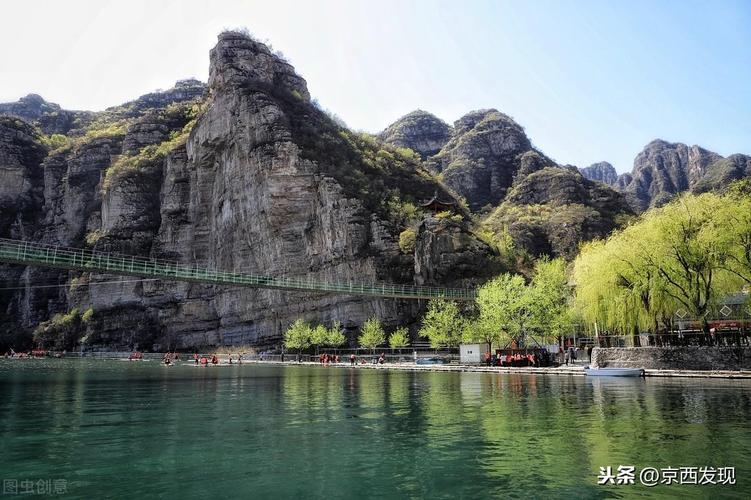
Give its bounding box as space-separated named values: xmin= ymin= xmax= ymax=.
xmin=267 ymin=84 xmax=467 ymax=227
xmin=33 ymin=308 xmax=83 ymax=350
xmin=43 ymin=133 xmax=70 ymax=150
xmin=398 ymin=228 xmax=416 ymax=254
xmin=81 ymin=308 xmax=94 ymax=324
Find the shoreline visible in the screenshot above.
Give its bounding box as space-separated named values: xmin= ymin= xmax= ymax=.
xmin=236 ymin=360 xmax=751 ymax=379
xmin=5 ymin=356 xmax=751 ymax=379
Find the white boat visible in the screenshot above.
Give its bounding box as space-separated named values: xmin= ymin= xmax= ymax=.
xmin=585 ymin=366 xmax=645 ymax=377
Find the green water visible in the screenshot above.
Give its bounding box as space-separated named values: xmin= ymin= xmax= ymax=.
xmin=0 ymin=360 xmax=749 ymax=499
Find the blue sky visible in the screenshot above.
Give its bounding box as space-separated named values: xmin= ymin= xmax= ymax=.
xmin=1 ymin=0 xmax=748 ymax=172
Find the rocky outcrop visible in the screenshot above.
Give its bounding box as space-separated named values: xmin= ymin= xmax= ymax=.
xmin=618 ymin=140 xmax=751 ymax=211
xmin=692 ymin=154 xmax=751 ymax=194
xmin=486 ymin=167 xmax=633 ymax=258
xmin=427 ymin=109 xmax=541 ymax=211
xmin=115 ymin=79 xmax=207 ymax=115
xmin=378 ymin=110 xmax=451 ymax=159
xmin=579 ymin=161 xmax=618 ymax=186
xmin=0 ymin=94 xmax=91 ymax=135
xmin=622 ymin=140 xmax=722 ymax=211
xmin=414 ymin=217 xmax=501 ymax=287
xmin=0 ymin=117 xmax=46 ymax=238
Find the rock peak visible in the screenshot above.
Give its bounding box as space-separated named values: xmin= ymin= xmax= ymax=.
xmin=379 ymin=110 xmax=451 ymax=158
xmin=579 ymin=161 xmax=618 ymax=186
xmin=208 ymin=30 xmax=309 ymax=100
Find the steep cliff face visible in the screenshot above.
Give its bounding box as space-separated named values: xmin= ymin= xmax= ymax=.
xmin=0 ymin=31 xmax=498 ymax=350
xmin=579 ymin=161 xmax=618 ymax=186
xmin=0 ymin=117 xmax=46 ymax=238
xmin=377 ymin=110 xmax=451 ymax=159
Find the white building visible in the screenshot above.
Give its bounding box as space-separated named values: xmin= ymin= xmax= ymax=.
xmin=460 ymin=343 xmax=490 ymax=364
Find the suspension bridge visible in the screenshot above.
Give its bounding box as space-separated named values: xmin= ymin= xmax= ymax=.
xmin=0 ymin=238 xmax=477 ymax=301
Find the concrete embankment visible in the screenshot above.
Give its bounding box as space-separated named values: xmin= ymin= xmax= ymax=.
xmin=592 ymin=346 xmax=751 ymax=372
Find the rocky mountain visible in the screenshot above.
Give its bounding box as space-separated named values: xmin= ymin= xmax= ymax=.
xmin=692 ymin=154 xmax=751 ymax=194
xmin=380 ymin=109 xmax=633 ymax=258
xmin=620 ymin=140 xmax=722 ymax=211
xmin=0 ymin=94 xmax=93 ymax=135
xmin=614 ymin=140 xmax=750 ymax=211
xmin=579 ymin=161 xmax=618 ymax=186
xmin=424 ymin=109 xmax=556 ymax=211
xmin=0 ymin=31 xmax=500 ymax=351
xmin=485 ymin=167 xmax=633 ymax=259
xmin=377 ymin=110 xmax=451 ymax=159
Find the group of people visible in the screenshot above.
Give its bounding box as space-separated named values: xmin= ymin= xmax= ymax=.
xmin=484 ymin=351 xmax=541 ymax=367
xmin=318 ymin=353 xmax=341 ymax=364
xmin=347 ymin=353 xmax=386 ymax=365
xmin=194 ymin=353 xmax=219 ymax=365
xmin=161 ymin=352 xmax=180 ymax=365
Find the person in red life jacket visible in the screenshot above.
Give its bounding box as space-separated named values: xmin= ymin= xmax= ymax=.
xmin=200 ymin=356 xmax=208 ymax=366
xmin=193 ymin=353 xmax=199 ymax=364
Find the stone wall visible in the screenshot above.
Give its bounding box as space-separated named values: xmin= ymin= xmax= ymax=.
xmin=592 ymin=346 xmax=751 ymax=371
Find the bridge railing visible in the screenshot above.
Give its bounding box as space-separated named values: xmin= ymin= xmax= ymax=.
xmin=0 ymin=238 xmax=477 ymax=300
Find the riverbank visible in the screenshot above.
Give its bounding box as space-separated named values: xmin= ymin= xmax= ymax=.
xmin=7 ymin=354 xmax=751 ymax=379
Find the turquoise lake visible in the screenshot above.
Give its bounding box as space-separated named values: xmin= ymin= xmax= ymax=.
xmin=0 ymin=359 xmax=749 ymax=499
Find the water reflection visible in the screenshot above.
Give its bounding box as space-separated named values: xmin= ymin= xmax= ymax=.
xmin=0 ymin=360 xmax=749 ymax=499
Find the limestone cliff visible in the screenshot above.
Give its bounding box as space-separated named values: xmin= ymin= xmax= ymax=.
xmin=0 ymin=31 xmax=499 ymax=351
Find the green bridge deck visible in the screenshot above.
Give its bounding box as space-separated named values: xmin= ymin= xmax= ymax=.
xmin=0 ymin=238 xmax=477 ymax=301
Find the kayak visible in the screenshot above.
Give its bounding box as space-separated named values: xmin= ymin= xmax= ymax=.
xmin=585 ymin=367 xmax=645 ymax=377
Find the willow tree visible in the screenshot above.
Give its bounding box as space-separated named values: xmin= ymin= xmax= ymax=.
xmin=573 ymin=231 xmax=672 ymax=343
xmin=645 ymin=194 xmax=728 ymax=332
xmin=710 ymin=183 xmax=751 ymax=287
xmin=573 ymin=192 xmax=734 ymax=339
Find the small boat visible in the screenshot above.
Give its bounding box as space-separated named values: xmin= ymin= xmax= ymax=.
xmin=585 ymin=366 xmax=645 ymax=377
xmin=416 ymin=357 xmax=446 ymax=365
